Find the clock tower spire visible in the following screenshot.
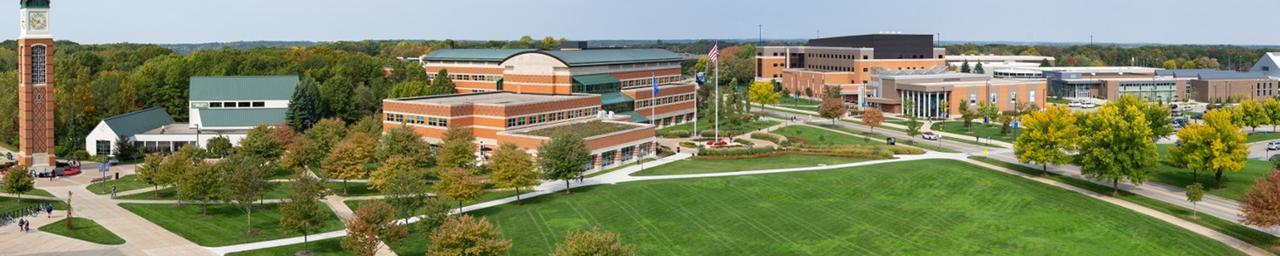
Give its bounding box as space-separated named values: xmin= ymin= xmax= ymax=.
xmin=17 ymin=0 xmax=54 ymax=166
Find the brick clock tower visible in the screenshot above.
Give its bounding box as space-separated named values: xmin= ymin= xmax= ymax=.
xmin=17 ymin=0 xmax=54 ymax=167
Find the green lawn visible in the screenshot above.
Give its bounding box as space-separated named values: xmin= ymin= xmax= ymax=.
xmin=227 ymin=238 xmax=352 ymax=256
xmin=771 ymin=125 xmax=877 ymax=146
xmin=0 ymin=197 xmax=66 ymax=215
xmin=118 ymin=183 xmax=294 ymax=200
xmin=1246 ymin=131 xmax=1280 ymax=143
xmin=345 ymin=190 xmax=511 ymax=213
xmin=587 ymin=158 xmax=654 ymax=178
xmin=812 ymin=123 xmax=961 ymax=153
xmin=119 ymin=203 xmax=346 ymax=246
xmin=657 ymin=118 xmax=779 ymax=138
xmin=25 ymin=188 xmax=56 ymax=198
xmin=775 ymin=97 xmax=821 ymax=112
xmin=1149 ymin=144 xmax=1272 ymax=201
xmin=467 ymin=159 xmax=1239 ymax=255
xmin=328 ymin=181 xmax=386 ymax=197
xmin=87 ymin=174 xmax=152 ymax=195
xmin=970 ymin=156 xmax=1280 ymax=252
xmin=931 ymin=121 xmax=1019 ymax=143
xmin=632 ymin=154 xmax=868 ymax=176
xmin=38 ymin=217 xmax=126 ymax=245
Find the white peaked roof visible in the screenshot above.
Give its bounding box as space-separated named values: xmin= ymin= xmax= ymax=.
xmin=1252 ymin=52 xmax=1280 ymax=79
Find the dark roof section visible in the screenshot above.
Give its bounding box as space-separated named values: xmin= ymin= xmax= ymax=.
xmin=21 ymin=0 xmax=49 ymax=8
xmin=199 ymin=108 xmax=287 ymax=127
xmin=190 ymin=75 xmax=298 ymax=101
xmin=1198 ymin=72 xmax=1273 ymax=80
xmin=541 ymin=49 xmax=681 ymax=67
xmin=1155 ymin=69 xmax=1233 ymax=78
xmin=425 ymin=49 xmax=533 ymax=62
xmin=102 ymin=107 xmax=175 ymax=138
xmin=808 ymin=34 xmax=936 ymax=59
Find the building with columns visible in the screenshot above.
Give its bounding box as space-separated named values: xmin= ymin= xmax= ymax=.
xmin=17 ymin=0 xmax=55 ymax=166
xmin=871 ymin=72 xmax=1046 ymax=118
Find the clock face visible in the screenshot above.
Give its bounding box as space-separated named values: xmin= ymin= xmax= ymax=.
xmin=29 ymin=12 xmax=47 ymax=30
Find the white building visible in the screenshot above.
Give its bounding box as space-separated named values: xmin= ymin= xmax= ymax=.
xmin=85 ymin=75 xmax=297 ymax=156
xmin=1252 ymin=52 xmax=1280 ymax=79
xmin=945 ymin=55 xmax=1056 ymax=74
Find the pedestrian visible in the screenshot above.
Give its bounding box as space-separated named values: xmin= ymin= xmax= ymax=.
xmin=16 ymin=219 xmax=23 ymax=232
xmin=111 ymin=185 xmax=117 ymax=199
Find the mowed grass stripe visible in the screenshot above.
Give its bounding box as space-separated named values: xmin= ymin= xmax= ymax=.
xmin=471 ymin=159 xmax=1242 ymax=255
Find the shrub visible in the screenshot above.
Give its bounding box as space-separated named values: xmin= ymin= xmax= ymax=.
xmin=733 ymin=138 xmax=755 ymax=146
xmin=678 ymin=141 xmax=698 ymax=148
xmin=751 ymin=132 xmax=787 ymax=145
xmin=660 ymin=130 xmax=691 ymax=138
xmin=699 ymin=130 xmax=717 ymax=138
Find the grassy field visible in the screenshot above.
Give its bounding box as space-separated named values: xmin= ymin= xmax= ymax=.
xmin=328 ymin=181 xmax=386 ymax=197
xmin=970 ymin=156 xmax=1280 ymax=252
xmin=771 ymin=125 xmax=877 ymax=146
xmin=38 ymin=217 xmax=126 ymax=245
xmin=25 ymin=188 xmax=56 ymax=197
xmin=775 ymin=97 xmax=821 ymax=112
xmin=631 ymin=154 xmax=868 ymax=176
xmin=345 ymin=190 xmax=511 ymax=212
xmin=1149 ymin=144 xmax=1272 ymax=201
xmin=1246 ymin=131 xmax=1280 ymax=143
xmin=120 ymin=203 xmax=345 ymax=246
xmin=0 ymin=197 xmax=66 ymax=215
xmin=117 ymin=182 xmax=295 ymax=200
xmin=468 ymin=159 xmax=1239 ymax=255
xmin=87 ymin=174 xmax=152 ymax=195
xmin=812 ymin=123 xmax=961 ymax=153
xmin=931 ymin=121 xmax=1019 ymax=143
xmin=657 ymin=118 xmax=779 ymax=138
xmin=227 ymin=238 xmax=352 ymax=256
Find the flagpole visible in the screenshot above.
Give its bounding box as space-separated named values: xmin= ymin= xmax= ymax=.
xmin=714 ymin=41 xmax=720 ymax=143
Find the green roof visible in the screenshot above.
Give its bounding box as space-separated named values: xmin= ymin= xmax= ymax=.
xmin=572 ymin=74 xmax=619 ymax=86
xmin=598 ymin=92 xmax=633 ymax=106
xmin=199 ymin=108 xmax=287 ymax=128
xmin=103 ymin=107 xmax=175 ymax=137
xmin=21 ymin=0 xmax=49 ymax=8
xmin=544 ymin=49 xmax=681 ymax=67
xmin=190 ymin=75 xmax=298 ymax=101
xmin=618 ymin=111 xmax=649 ymax=123
xmin=425 ymin=49 xmax=533 ymax=62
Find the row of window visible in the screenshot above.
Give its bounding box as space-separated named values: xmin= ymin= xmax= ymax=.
xmin=606 ymin=61 xmax=680 ymax=71
xmin=807 ymin=53 xmax=869 ymax=60
xmin=426 ymin=73 xmax=501 ymax=82
xmin=505 ymin=107 xmax=600 ymax=128
xmin=966 ymin=90 xmax=1038 ymax=105
xmin=207 ymin=101 xmax=266 ymax=108
xmin=636 ymin=93 xmax=694 ymax=109
xmin=620 ymin=75 xmax=680 ymax=88
xmin=386 ymin=113 xmax=449 ymax=127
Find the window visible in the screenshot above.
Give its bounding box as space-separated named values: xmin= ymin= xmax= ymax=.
xmin=252 ymin=102 xmax=265 ymax=107
xmin=239 ymin=102 xmax=251 ymax=107
xmin=224 ymin=102 xmax=236 ymax=107
xmin=1029 ymin=90 xmax=1036 ymax=103
xmin=96 ymin=140 xmax=112 ymax=156
xmin=989 ymin=93 xmax=997 ymax=104
xmin=210 ymin=102 xmax=222 ymax=108
xmin=1010 ymin=92 xmax=1017 ymax=103
xmin=968 ymin=94 xmax=977 ymax=104
xmin=30 ymin=45 xmax=46 ymax=84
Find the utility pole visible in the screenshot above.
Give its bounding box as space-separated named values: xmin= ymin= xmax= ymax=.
xmin=758 ymin=24 xmax=762 ymax=44
xmin=1089 ymin=35 xmax=1094 ymax=45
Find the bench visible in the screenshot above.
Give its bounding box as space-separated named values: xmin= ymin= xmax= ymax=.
xmin=90 ymin=176 xmax=112 ymax=183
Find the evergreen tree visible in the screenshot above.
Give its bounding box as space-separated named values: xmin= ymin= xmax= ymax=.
xmin=427 ymin=69 xmax=457 ymax=95
xmin=1039 ymin=58 xmax=1052 ymax=67
xmin=973 ymin=62 xmax=985 ymax=74
xmin=286 ymin=77 xmax=324 ymax=131
xmin=960 ymin=60 xmax=971 ymax=73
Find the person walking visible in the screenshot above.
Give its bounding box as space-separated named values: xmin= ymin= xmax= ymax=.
xmin=111 ymin=185 xmax=117 ymax=199
xmin=16 ymin=219 xmax=23 ymax=232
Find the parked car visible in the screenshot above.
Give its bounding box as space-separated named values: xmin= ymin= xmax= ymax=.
xmin=921 ymin=131 xmax=940 ymax=140
xmin=1068 ymin=101 xmax=1083 ymax=108
xmin=61 ymin=166 xmax=81 ymax=176
xmin=1268 ymin=141 xmax=1280 ymax=151
xmin=1080 ymin=102 xmax=1097 ymax=109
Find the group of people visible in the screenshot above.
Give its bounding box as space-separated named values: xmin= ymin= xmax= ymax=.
xmin=15 ymin=218 xmax=30 ymax=232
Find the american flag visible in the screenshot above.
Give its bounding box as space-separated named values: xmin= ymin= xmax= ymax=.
xmin=707 ymin=42 xmax=719 ymax=63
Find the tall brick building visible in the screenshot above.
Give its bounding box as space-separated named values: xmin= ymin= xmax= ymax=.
xmin=17 ymin=0 xmax=55 ymax=166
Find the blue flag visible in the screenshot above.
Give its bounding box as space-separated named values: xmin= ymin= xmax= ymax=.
xmin=651 ymin=75 xmax=659 ymax=95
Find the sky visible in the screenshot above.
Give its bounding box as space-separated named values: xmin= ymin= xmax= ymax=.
xmin=3 ymin=0 xmax=1278 ymax=45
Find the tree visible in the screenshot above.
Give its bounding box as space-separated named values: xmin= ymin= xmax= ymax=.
xmin=436 ymin=127 xmax=477 ymax=169
xmin=817 ymin=95 xmax=847 ymax=125
xmin=287 ymin=77 xmax=324 ymax=131
xmin=305 ymin=118 xmax=347 ymax=153
xmin=1242 ymin=170 xmax=1280 ymax=245
xmin=177 ymin=158 xmax=219 ymax=215
xmin=113 ymin=135 xmax=142 ymax=161
xmin=1239 ymin=99 xmax=1269 ymax=133
xmin=1265 ymin=98 xmax=1280 ymax=132
xmin=1020 ymin=47 xmax=1040 ymax=56
xmin=489 ymin=143 xmax=538 ymax=202
xmin=342 ymin=201 xmax=408 ymax=256
xmin=428 ymin=215 xmax=512 ymax=256
xmin=270 ymin=123 xmax=300 ymax=150
xmin=552 ymin=227 xmax=635 ymax=256
xmin=998 ymin=112 xmax=1014 ymax=135
xmin=1112 ymin=95 xmax=1173 ymax=141
xmin=1186 ymin=183 xmax=1204 ymax=219
xmin=1169 ymin=109 xmax=1247 ymax=188
xmin=904 ymin=100 xmax=922 ymax=139
xmin=1162 ymin=60 xmax=1179 ymax=70
xmin=427 ymin=69 xmax=457 ymax=95
xmin=324 ymin=132 xmax=376 ymax=195
xmin=351 ymin=114 xmax=383 ymax=139
xmin=977 ymin=101 xmax=999 ymax=126
xmin=1039 ymin=58 xmax=1051 ymax=67
xmin=237 ymin=125 xmax=284 ymax=161
xmin=2 ymin=164 xmax=33 ymax=200
xmin=1014 ymin=105 xmax=1080 ymax=176
xmin=135 ymin=154 xmax=168 ymax=197
xmin=436 ymin=167 xmax=484 ymax=209
xmin=1181 ymin=60 xmax=1197 ymax=69
xmin=219 ymin=154 xmax=272 ymax=236
xmin=973 ymin=62 xmax=985 ymax=74
xmin=539 ymin=134 xmax=590 ymax=195
xmin=377 ymin=126 xmax=434 ymax=168
xmin=280 ymin=173 xmax=330 ymax=255
xmin=369 ymin=155 xmax=417 ymax=192
xmin=862 ymin=108 xmax=884 ymax=133
xmin=959 ymin=102 xmax=978 ymax=131
xmin=960 ymin=60 xmax=971 ymax=73
xmin=283 ymin=137 xmax=325 ymax=170
xmin=1079 ymin=101 xmax=1157 ymax=194
xmin=380 ymin=160 xmax=433 ymax=220
xmin=747 ymin=81 xmax=780 ymax=109
xmin=804 ymin=87 xmax=814 ymax=98
xmin=205 ymin=136 xmax=233 ymax=158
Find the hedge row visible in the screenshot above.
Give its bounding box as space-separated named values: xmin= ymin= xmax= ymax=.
xmin=750 ymin=132 xmax=787 ymax=145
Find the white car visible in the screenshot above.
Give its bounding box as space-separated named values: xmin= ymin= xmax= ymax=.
xmin=921 ymin=131 xmax=940 ymax=140
xmin=1068 ymin=101 xmax=1083 ymax=108
xmin=1080 ymin=102 xmax=1097 ymax=109
xmin=1268 ymin=141 xmax=1280 ymax=151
